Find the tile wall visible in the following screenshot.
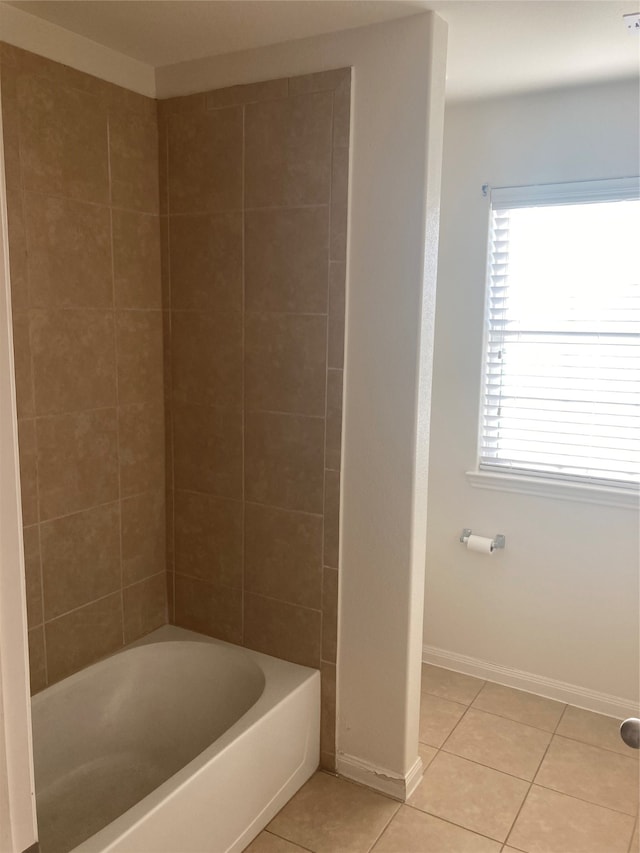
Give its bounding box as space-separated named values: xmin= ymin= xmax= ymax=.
xmin=0 ymin=44 xmax=167 ymax=691
xmin=160 ymin=69 xmax=350 ymax=770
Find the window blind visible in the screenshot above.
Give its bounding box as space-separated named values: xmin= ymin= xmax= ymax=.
xmin=480 ymin=178 xmax=640 ymax=488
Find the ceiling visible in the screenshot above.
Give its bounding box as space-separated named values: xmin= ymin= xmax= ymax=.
xmin=5 ymin=0 xmax=640 ymax=100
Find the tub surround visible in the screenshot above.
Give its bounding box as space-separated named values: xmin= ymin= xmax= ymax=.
xmin=1 ymin=43 xmax=347 ymax=771
xmin=0 ymin=43 xmax=167 ymax=694
xmin=160 ymin=70 xmax=349 ymax=772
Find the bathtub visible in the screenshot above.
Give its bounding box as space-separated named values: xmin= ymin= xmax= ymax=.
xmin=31 ymin=625 xmax=320 ymax=853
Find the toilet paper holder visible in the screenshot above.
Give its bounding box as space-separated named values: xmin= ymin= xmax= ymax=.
xmin=460 ymin=529 xmax=506 ymax=550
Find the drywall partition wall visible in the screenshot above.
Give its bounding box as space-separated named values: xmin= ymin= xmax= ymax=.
xmin=157 ymin=13 xmax=448 ymax=795
xmin=425 ymin=78 xmax=640 ymax=715
xmin=0 ymin=43 xmax=167 ymax=692
xmin=160 ymin=69 xmax=350 ymax=771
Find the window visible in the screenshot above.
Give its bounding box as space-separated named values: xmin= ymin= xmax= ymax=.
xmin=478 ymin=177 xmax=640 ymax=491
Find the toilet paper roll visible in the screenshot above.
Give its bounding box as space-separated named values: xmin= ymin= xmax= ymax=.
xmin=466 ymin=534 xmax=494 ymax=554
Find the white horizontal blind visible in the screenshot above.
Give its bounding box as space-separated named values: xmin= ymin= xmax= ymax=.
xmin=481 ymin=178 xmax=640 ymax=488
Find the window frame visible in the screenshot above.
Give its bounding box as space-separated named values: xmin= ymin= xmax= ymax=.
xmin=467 ymin=176 xmax=640 ymax=510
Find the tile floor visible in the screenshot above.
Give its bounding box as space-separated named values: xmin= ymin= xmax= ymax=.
xmin=245 ymin=665 xmax=639 ymax=853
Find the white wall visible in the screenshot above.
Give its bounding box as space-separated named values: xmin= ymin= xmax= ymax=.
xmin=425 ymin=78 xmax=640 ymax=715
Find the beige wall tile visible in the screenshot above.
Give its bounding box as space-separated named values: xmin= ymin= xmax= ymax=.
xmin=321 ymin=662 xmax=336 ymax=758
xmin=328 ymin=262 xmax=345 ymax=370
xmin=22 ymin=524 xmax=43 ymax=629
xmin=421 ymin=663 xmax=485 ymax=705
xmin=243 ymin=592 xmax=321 ymax=668
xmin=174 ymin=573 xmax=242 ymax=643
xmin=11 ymin=312 xmax=34 ymax=418
xmin=245 ymin=411 xmax=325 ymax=513
xmin=508 ymin=785 xmax=634 ymax=853
xmin=169 ymin=213 xmax=243 ymax=311
xmin=28 ymin=626 xmax=47 ymax=693
xmin=557 ymin=705 xmax=639 ymax=758
xmin=472 ymin=682 xmax=565 ymax=731
xmin=109 ymin=107 xmax=159 ymax=213
xmin=5 ymin=184 xmax=29 ymax=312
xmin=17 ymin=419 xmax=38 ymax=526
xmin=1 ymin=65 xmax=22 ymax=192
xmin=245 ymin=92 xmax=332 ymax=208
xmin=157 ymin=92 xmax=205 ymax=117
xmin=30 ymin=309 xmax=116 ymax=415
xmin=409 ymin=751 xmax=528 ymax=842
xmin=45 ymin=592 xmax=123 ymax=683
xmin=443 ymin=708 xmax=552 ymax=781
xmin=330 ymin=203 xmax=347 ymax=262
xmin=113 ymin=210 xmax=162 ymax=309
xmin=24 ymin=192 xmax=112 ymax=308
xmin=171 ymin=310 xmax=242 ymax=408
xmin=535 ymin=735 xmax=639 ymax=815
xmin=121 ymin=490 xmax=165 ymax=585
xmin=168 ymin=106 xmax=242 ymax=213
xmin=206 ymin=78 xmax=288 ymax=109
xmin=419 ymin=692 xmax=467 ymax=749
xmin=123 ymin=572 xmax=167 ymax=643
xmin=118 ymin=400 xmax=165 ymax=497
xmin=325 ymin=369 xmax=343 ymax=459
xmin=268 ymin=773 xmax=399 ymax=853
xmin=116 ymin=310 xmax=164 ymax=404
xmin=331 ymin=146 xmax=349 ymax=208
xmin=17 ymin=74 xmax=109 ymax=204
xmin=245 ymin=313 xmax=327 ymax=417
xmin=174 ymin=491 xmax=242 ymax=588
xmin=323 ymin=469 xmax=340 ymax=569
xmin=40 ymin=502 xmax=120 ymax=620
xmin=374 ymin=806 xmax=500 ymax=853
xmin=245 ymin=207 xmax=329 ymax=314
xmin=244 ymin=502 xmax=322 ymax=609
xmin=332 ymin=76 xmax=351 ymax=149
xmin=173 ymin=403 xmax=242 ymax=498
xmin=289 ymin=69 xmax=350 ymax=96
xmin=37 ymin=409 xmax=119 ymax=520
xmin=321 ymin=567 xmax=338 ymax=663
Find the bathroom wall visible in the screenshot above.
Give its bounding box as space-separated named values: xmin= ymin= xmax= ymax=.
xmin=425 ymin=78 xmax=640 ymax=710
xmin=160 ymin=69 xmax=348 ymax=771
xmin=0 ymin=44 xmax=167 ymax=693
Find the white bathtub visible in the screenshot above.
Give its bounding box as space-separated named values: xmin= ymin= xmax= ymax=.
xmin=31 ymin=625 xmax=320 ymax=853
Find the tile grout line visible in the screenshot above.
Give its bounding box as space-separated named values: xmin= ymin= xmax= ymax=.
xmin=501 ymin=692 xmax=568 ymax=848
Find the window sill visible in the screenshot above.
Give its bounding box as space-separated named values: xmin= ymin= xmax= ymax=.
xmin=465 ymin=470 xmax=640 ymax=510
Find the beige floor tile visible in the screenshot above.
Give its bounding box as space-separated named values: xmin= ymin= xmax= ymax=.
xmin=244 ymin=831 xmax=311 ymax=852
xmin=535 ymin=735 xmax=639 ymax=815
xmin=419 ymin=692 xmax=467 ymax=748
xmin=630 ymin=820 xmax=639 ymax=852
xmin=557 ymin=705 xmax=640 ymax=758
xmin=472 ymin=682 xmax=565 ymax=732
xmin=373 ymin=805 xmax=501 ymax=853
xmin=443 ymin=709 xmax=552 ymax=781
xmin=421 ymin=664 xmax=485 ymax=705
xmin=418 ymin=743 xmax=438 ymax=771
xmin=267 ymin=772 xmax=399 ymax=853
xmin=409 ymin=751 xmax=529 ymax=842
xmin=507 ymin=786 xmax=634 ymax=853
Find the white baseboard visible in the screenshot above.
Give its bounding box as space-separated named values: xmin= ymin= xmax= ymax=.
xmin=423 ymin=644 xmax=639 ymax=719
xmin=336 ymin=753 xmax=424 ymax=802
